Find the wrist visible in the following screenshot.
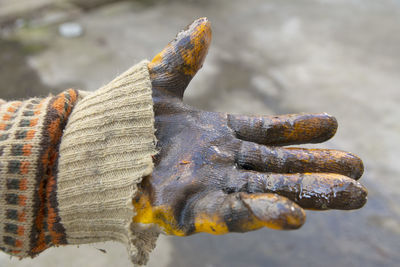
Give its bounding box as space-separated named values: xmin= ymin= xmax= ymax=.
xmin=55 ymin=60 xmax=158 ymax=265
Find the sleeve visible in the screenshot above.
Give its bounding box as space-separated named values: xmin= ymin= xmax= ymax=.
xmin=0 ymin=89 xmax=80 ymax=257
xmin=0 ymin=60 xmax=159 ymax=266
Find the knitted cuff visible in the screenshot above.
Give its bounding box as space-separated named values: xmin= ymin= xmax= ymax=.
xmin=57 ymin=60 xmax=159 ymax=265
xmin=0 ymin=90 xmax=79 ymax=257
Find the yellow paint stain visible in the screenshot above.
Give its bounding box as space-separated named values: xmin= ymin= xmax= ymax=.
xmin=149 ymin=44 xmax=172 ymax=68
xmin=132 ymin=192 xmax=186 ymax=236
xmin=148 ymin=19 xmax=211 ymax=79
xmin=181 ymin=22 xmax=212 ymax=76
xmin=286 ymin=214 xmax=304 ymax=228
xmin=194 ymin=213 xmax=229 ymax=234
xmin=240 ymin=215 xmax=286 ymax=231
xmin=132 ymin=191 xmax=297 ymax=235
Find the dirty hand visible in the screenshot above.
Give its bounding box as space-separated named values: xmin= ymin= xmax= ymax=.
xmin=133 ymin=18 xmax=367 ymax=235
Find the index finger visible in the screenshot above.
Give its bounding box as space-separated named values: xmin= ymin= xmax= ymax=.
xmin=227 ymin=113 xmax=338 ymax=146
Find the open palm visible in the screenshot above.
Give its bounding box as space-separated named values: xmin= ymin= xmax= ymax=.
xmin=133 ymin=18 xmax=367 ymax=235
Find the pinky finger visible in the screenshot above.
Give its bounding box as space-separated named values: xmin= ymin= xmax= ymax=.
xmin=192 ymin=191 xmax=306 ymax=234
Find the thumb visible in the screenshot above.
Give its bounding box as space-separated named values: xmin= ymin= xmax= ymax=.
xmin=148 ymin=17 xmax=212 ymax=99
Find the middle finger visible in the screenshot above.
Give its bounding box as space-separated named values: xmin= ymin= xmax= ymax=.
xmin=237 ymin=140 xmax=364 ymax=179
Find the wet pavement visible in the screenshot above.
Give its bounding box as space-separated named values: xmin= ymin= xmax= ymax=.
xmin=0 ymin=0 xmax=399 ymax=266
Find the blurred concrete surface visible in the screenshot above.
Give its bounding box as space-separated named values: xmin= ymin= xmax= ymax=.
xmin=0 ymin=0 xmax=399 ymax=266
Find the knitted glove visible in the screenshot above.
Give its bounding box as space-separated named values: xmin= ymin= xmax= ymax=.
xmin=0 ymin=17 xmax=368 ymax=267
xmin=132 ymin=18 xmax=367 ymax=239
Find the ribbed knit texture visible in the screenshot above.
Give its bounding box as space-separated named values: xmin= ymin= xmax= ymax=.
xmin=0 ymin=98 xmax=50 ymax=257
xmin=57 ymin=60 xmax=159 ymax=266
xmin=0 ymin=90 xmax=79 ymax=257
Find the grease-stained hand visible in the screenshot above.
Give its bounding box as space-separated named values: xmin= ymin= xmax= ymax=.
xmin=133 ymin=18 xmax=367 ymax=235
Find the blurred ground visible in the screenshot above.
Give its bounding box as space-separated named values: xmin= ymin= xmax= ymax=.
xmin=0 ymin=0 xmax=399 ymax=266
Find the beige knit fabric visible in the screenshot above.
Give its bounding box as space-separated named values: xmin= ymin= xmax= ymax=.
xmin=57 ymin=60 xmax=159 ymax=265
